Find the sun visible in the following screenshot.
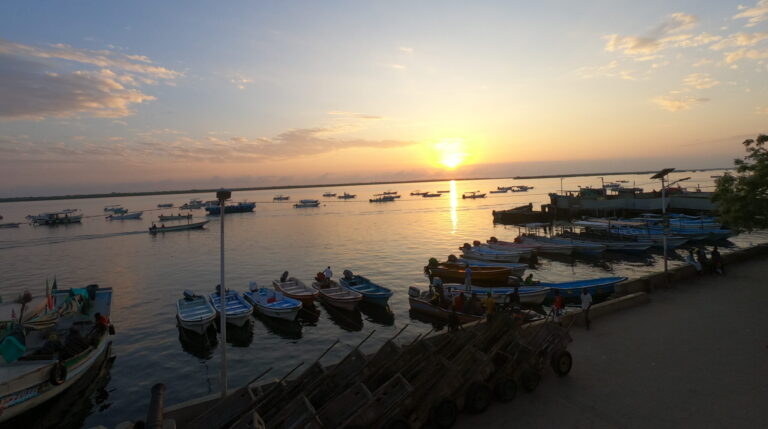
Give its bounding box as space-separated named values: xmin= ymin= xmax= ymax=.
xmin=435 ymin=139 xmax=467 ymax=169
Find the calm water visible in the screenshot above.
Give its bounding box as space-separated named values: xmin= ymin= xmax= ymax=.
xmin=1 ymin=171 xmax=763 ymax=428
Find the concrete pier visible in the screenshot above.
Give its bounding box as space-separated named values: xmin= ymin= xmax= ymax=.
xmin=457 ymin=253 xmax=768 ymax=428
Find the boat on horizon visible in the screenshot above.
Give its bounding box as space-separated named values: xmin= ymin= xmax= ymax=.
xmin=106 ymin=211 xmax=143 ymax=220
xmin=148 ymin=220 xmax=209 ymax=234
xmin=337 ymin=192 xmax=357 ymax=199
xmin=294 ymin=199 xmax=321 ymax=208
xmin=422 ymin=192 xmax=442 ymax=198
xmin=462 ymin=191 xmax=486 ymax=199
xmin=369 ymin=194 xmax=396 ymax=203
xmin=273 ymin=194 xmax=290 ymax=201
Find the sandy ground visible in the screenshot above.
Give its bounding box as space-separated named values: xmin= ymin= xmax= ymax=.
xmin=455 ymin=256 xmax=768 ymax=429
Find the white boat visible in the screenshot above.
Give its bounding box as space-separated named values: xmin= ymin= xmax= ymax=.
xmin=243 ymin=283 xmax=302 ymax=321
xmin=208 ymin=289 xmax=253 ymax=327
xmin=106 ymin=211 xmax=143 ymax=220
xmin=311 ymin=280 xmax=362 ymax=312
xmin=443 ymin=285 xmax=551 ymax=305
xmin=103 ymin=204 xmax=123 ymax=212
xmin=272 ymin=276 xmax=318 ymax=306
xmin=294 ymin=199 xmax=321 ymax=208
xmin=455 ymin=259 xmax=528 ymax=277
xmin=516 ymin=236 xmax=574 ymax=255
xmin=0 ymin=285 xmax=114 ymax=423
xmin=460 ymin=246 xmax=521 ymax=263
xmin=180 ymin=199 xmax=204 ymax=210
xmin=176 ymin=290 xmax=217 ymax=334
xmin=29 ymin=209 xmax=83 ymax=225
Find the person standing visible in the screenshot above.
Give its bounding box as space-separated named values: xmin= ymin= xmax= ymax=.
xmin=323 ymin=266 xmax=333 ymax=280
xmin=464 ymin=266 xmax=472 ymax=292
xmin=580 ymin=288 xmax=593 ymax=330
xmin=552 ymin=289 xmax=564 ymax=325
xmin=482 ymin=292 xmax=496 ymax=320
xmin=696 ymin=248 xmax=709 ymax=272
xmin=711 ymin=246 xmax=724 ymax=275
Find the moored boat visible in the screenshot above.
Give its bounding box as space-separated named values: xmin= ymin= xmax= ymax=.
xmin=243 ymin=283 xmax=302 ymax=321
xmin=443 ymin=284 xmax=550 ymax=305
xmin=272 ymin=275 xmax=318 ymax=305
xmin=0 ymin=223 xmax=23 ymax=228
xmin=311 ymin=279 xmax=362 ymax=312
xmin=338 ymin=271 xmax=393 ymax=306
xmin=273 ymin=194 xmax=290 ymax=201
xmin=157 ymin=203 xmax=174 ymax=208
xmin=425 ymin=262 xmax=512 ymax=285
xmin=294 ymin=199 xmax=321 ymax=208
xmin=29 ymin=209 xmax=83 ymax=226
xmin=369 ymin=194 xmax=396 ymax=203
xmin=180 ymin=199 xmax=204 ymax=210
xmin=454 ymin=258 xmax=528 ymax=277
xmin=204 ymin=202 xmax=256 ymax=215
xmin=208 ymin=288 xmax=254 ymax=327
xmin=422 ymin=193 xmax=442 ymax=197
xmin=321 ymin=192 xmax=337 ymax=197
xmin=148 ymin=220 xmax=209 ymax=234
xmin=106 ymin=211 xmax=143 ymax=220
xmin=407 ymin=286 xmax=482 ymax=324
xmin=176 ymin=290 xmax=217 ymax=334
xmin=337 ymin=193 xmax=357 ymax=199
xmin=158 ymin=214 xmax=193 ymax=221
xmin=462 ymin=191 xmax=486 ymax=199
xmin=541 ymin=276 xmax=627 ymax=300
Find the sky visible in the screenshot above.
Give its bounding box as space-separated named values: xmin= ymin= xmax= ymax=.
xmin=1 ymin=0 xmax=767 ymax=197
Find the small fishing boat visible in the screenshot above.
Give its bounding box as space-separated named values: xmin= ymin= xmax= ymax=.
xmin=407 ymin=286 xmax=482 ymax=324
xmin=311 ymin=279 xmax=362 ymax=312
xmin=425 ymin=262 xmax=512 ymax=285
xmin=0 ymin=222 xmax=22 ymax=228
xmin=176 ymin=290 xmax=217 ymax=334
xmin=322 ymin=192 xmax=337 ymax=197
xmin=443 ymin=285 xmax=551 ymax=305
xmin=243 ymin=283 xmax=302 ymax=321
xmin=410 ymin=191 xmax=428 ymax=196
xmin=180 ymin=199 xmax=204 ymax=210
xmin=273 ymin=194 xmax=290 ymax=201
xmin=208 ymin=288 xmax=253 ymax=327
xmin=158 ymin=214 xmax=193 ymax=221
xmin=383 ymin=191 xmax=398 ymax=195
xmin=422 ymin=193 xmax=442 ymax=198
xmin=489 ymin=189 xmax=508 ymax=194
xmin=157 ymin=203 xmax=174 ymax=208
xmin=148 ymin=220 xmax=209 ymax=234
xmin=111 ymin=207 xmax=128 ymax=215
xmin=103 ymin=204 xmax=123 ymax=212
xmin=204 ymin=201 xmax=255 ymax=215
xmin=436 ymin=190 xmax=450 ymax=193
xmin=272 ymin=276 xmax=318 ymax=305
xmin=541 ymin=276 xmax=627 ymax=300
xmin=454 ymin=259 xmax=528 ymax=277
xmin=512 ymin=236 xmax=574 ymax=255
xmin=29 ymin=209 xmax=83 ymax=225
xmin=369 ymin=194 xmax=396 ymax=203
xmin=106 ymin=211 xmax=143 ymax=220
xmin=462 ymin=191 xmax=486 ymax=199
xmin=294 ymin=199 xmax=321 ymax=208
xmin=338 ymin=271 xmax=393 ymax=306
xmin=527 ymin=235 xmax=607 ymax=255
xmin=337 ymin=193 xmax=357 ymax=199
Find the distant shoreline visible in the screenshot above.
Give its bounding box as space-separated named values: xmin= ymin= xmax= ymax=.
xmin=0 ymin=167 xmax=728 ymax=203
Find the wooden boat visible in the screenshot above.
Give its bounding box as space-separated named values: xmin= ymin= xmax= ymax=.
xmin=311 ymin=280 xmax=362 ymax=312
xmin=461 ymin=191 xmax=486 ymax=199
xmin=541 ymin=276 xmax=627 ymax=300
xmin=106 ymin=211 xmax=143 ymax=220
xmin=158 ymin=214 xmax=193 ymax=221
xmin=294 ymin=199 xmax=320 ymax=208
xmin=407 ymin=286 xmax=482 ymax=324
xmin=436 ymin=190 xmax=450 ymax=193
xmin=0 ymin=285 xmax=113 ymax=423
xmin=273 ymin=194 xmax=290 ymax=201
xmin=337 ymin=193 xmax=357 ymax=199
xmin=148 ymin=220 xmax=209 ymax=234
xmin=176 ymin=290 xmax=217 ymax=334
xmin=460 ymin=245 xmax=522 ymax=263
xmin=29 ymin=210 xmax=83 ymax=225
xmin=454 ymin=259 xmax=527 ymax=277
xmin=272 ymin=277 xmax=318 ymax=305
xmin=208 ymin=289 xmax=253 ymax=327
xmin=338 ymin=273 xmax=393 ymax=306
xmin=425 ymin=263 xmax=511 ymax=285
xmin=243 ymin=284 xmax=302 ymax=321
xmin=443 ymin=285 xmax=550 ymax=305
xmin=489 ymin=189 xmax=508 ymax=194
xmin=422 ymin=193 xmax=441 ymax=198
xmin=369 ymin=194 xmax=396 ymax=203
xmin=410 ymin=191 xmax=428 ymax=196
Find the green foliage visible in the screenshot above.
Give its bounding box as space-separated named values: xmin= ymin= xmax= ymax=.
xmin=712 ymin=134 xmax=768 ymax=231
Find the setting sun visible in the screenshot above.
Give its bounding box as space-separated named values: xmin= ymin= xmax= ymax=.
xmin=435 ymin=139 xmax=468 ymax=169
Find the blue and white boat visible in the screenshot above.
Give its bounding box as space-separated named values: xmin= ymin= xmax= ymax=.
xmin=339 ymin=272 xmax=393 ymax=306
xmin=243 ymin=283 xmax=302 ymax=321
xmin=176 ymin=290 xmax=217 ymax=334
xmin=205 ymin=202 xmax=256 ymax=215
xmin=106 ymin=211 xmax=143 ymax=220
xmin=540 ymin=276 xmax=627 ymax=300
xmin=444 ymin=284 xmax=550 ymax=305
xmin=208 ymin=288 xmax=253 ymax=327
xmin=455 ymin=258 xmax=528 ymax=277
xmin=294 ymin=199 xmax=320 ymax=208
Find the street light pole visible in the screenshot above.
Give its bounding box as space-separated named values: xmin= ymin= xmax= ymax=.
xmin=217 ymin=189 xmax=231 ymax=398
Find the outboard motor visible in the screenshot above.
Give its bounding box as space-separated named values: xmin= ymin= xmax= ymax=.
xmin=183 ymin=290 xmax=196 ymax=301
xmin=447 ymin=254 xmax=458 ymax=263
xmin=248 ymin=281 xmax=259 ymax=292
xmin=473 ymin=240 xmax=481 ymax=246
xmin=343 ymin=269 xmax=354 ymax=280
xmin=408 ymin=286 xmax=421 ymax=298
xmin=280 ymin=271 xmax=289 ymax=283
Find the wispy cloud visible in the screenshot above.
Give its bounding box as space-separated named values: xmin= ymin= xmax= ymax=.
xmin=651 ymin=94 xmax=710 ymax=111
xmin=604 ymin=13 xmax=703 ymax=56
xmin=399 ymin=46 xmax=414 ymax=54
xmin=0 ymin=40 xmax=180 ymax=120
xmin=574 ymin=60 xmax=638 ymax=80
xmin=710 ymin=32 xmax=768 ymax=50
xmin=723 ymin=47 xmax=768 ymax=63
xmin=683 ymin=73 xmax=719 ymax=89
xmin=734 ymin=0 xmax=768 ymax=27
xmin=228 ymin=73 xmax=254 ymax=90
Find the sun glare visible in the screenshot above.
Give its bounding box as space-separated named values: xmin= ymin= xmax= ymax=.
xmin=435 ymin=139 xmax=467 ymax=169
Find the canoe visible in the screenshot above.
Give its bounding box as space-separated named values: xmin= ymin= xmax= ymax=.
xmin=426 ymin=263 xmax=512 ymax=285
xmin=407 ymin=287 xmax=482 ymax=324
xmin=338 ymin=274 xmax=393 ymax=306
xmin=443 ymin=285 xmax=550 ymax=305
xmin=540 ymin=276 xmax=627 ymax=300
xmin=148 ymin=220 xmax=209 ymax=234
xmin=208 ymin=289 xmax=253 ymax=327
xmin=272 ymin=277 xmax=318 ymax=305
xmin=243 ymin=286 xmax=302 ymax=321
xmin=176 ymin=290 xmax=217 ymax=334
xmin=311 ymin=280 xmax=362 ymax=312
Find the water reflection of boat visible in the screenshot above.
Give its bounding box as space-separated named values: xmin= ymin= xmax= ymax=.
xmin=252 ymin=312 xmax=303 ymax=340
xmin=221 ymin=319 xmax=254 ymax=347
xmin=297 ymin=304 xmax=321 ymax=325
xmin=359 ymin=302 xmax=394 ymax=326
xmin=177 ymin=325 xmax=218 ymax=360
xmin=319 ymin=301 xmax=363 ymax=332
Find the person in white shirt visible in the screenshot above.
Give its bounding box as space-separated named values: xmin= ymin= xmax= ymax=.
xmin=323 ymin=266 xmax=333 ymax=280
xmin=580 ymin=288 xmax=593 ymax=330
xmin=464 ymin=267 xmax=472 ymax=292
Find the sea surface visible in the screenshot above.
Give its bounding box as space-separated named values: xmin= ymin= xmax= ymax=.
xmin=0 ymin=170 xmax=764 ymax=428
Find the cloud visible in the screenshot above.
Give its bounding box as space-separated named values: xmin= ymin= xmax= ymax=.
xmin=734 ymin=0 xmax=768 ymax=27
xmin=327 ymin=111 xmax=383 ymax=120
xmin=692 ymin=58 xmax=713 ymax=67
xmin=574 ymin=60 xmax=638 ymax=80
xmin=683 ymin=73 xmax=720 ymax=89
xmin=651 ymin=94 xmax=710 ymax=111
xmin=723 ymin=47 xmax=768 ymax=63
xmin=399 ymin=47 xmax=414 ymax=53
xmin=229 ymin=74 xmax=254 ymax=90
xmin=710 ymin=32 xmax=768 ymax=50
xmin=0 ymin=40 xmax=179 ymax=120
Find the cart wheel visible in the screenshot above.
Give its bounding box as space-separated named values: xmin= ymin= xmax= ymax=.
xmin=465 ymin=382 xmax=493 ymax=414
xmin=521 ymin=368 xmax=540 ymax=392
xmin=551 ymin=350 xmax=573 ymax=377
xmin=494 ymin=377 xmax=517 ymax=402
xmin=385 ymin=417 xmax=411 ymax=429
xmin=430 ymin=399 xmax=458 ymax=428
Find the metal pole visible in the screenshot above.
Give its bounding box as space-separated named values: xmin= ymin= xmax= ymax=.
xmin=560 ymin=177 xmax=563 ymax=194
xmin=661 ymin=177 xmax=668 ymax=279
xmin=217 ymin=189 xmax=231 ymax=398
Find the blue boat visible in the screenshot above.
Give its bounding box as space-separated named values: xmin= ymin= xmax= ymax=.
xmin=243 ymin=284 xmax=302 ymax=321
xmin=339 ymin=273 xmax=393 ymax=306
xmin=540 ymin=276 xmax=627 ymax=300
xmin=205 ymin=202 xmax=256 ymax=215
xmin=208 ymin=288 xmax=254 ymax=326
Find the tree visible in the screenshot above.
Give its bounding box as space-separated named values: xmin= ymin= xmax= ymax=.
xmin=712 ymin=134 xmax=768 ymax=231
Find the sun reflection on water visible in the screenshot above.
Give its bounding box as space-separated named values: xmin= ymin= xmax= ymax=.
xmin=450 ymin=180 xmax=457 ymax=233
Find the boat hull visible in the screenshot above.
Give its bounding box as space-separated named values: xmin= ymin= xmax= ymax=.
xmin=408 ymin=297 xmax=481 ymax=324
xmin=444 ymin=285 xmax=550 ymax=305
xmin=312 ymin=281 xmax=362 ymax=312
xmin=541 ymin=277 xmax=627 ymax=300
xmin=272 ymin=278 xmax=318 ymax=305
xmin=339 ymin=275 xmax=393 ymax=306
xmin=427 ymin=263 xmax=512 ymax=285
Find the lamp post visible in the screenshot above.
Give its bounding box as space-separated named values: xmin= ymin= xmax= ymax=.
xmin=217 ymin=189 xmax=231 ymax=398
xmin=650 ymin=169 xmax=689 ymax=280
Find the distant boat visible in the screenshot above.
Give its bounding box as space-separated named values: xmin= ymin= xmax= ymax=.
xmin=337 ymin=192 xmax=357 ymax=199
xmin=273 ymin=194 xmax=290 ymax=201
xmin=176 ymin=290 xmax=217 ymax=334
xmin=204 ymin=202 xmax=255 ymax=215
xmin=510 ymin=185 xmax=533 ymax=192
xmin=383 ymin=191 xmax=398 ymax=195
xmin=148 ymin=220 xmax=209 ymax=234
xmin=29 ymin=209 xmax=83 ymax=225
xmin=294 ymin=199 xmax=321 ymax=208
xmin=322 ymin=192 xmax=337 ymax=197
xmin=489 ymin=189 xmax=508 ymax=194
xmin=103 ymin=204 xmax=123 ymax=212
xmin=157 ymin=203 xmax=174 ymax=208
xmin=338 ymin=272 xmax=393 ymax=306
xmin=422 ymin=193 xmax=442 ymax=198
xmin=158 ymin=213 xmax=193 ymax=221
xmin=410 ymin=191 xmax=428 ymax=196
xmin=106 ymin=211 xmax=143 ymax=220
xmin=369 ymin=194 xmax=396 ymax=203
xmin=311 ymin=279 xmax=362 ymax=312
xmin=180 ymin=199 xmax=204 ymax=209
xmin=462 ymin=191 xmax=486 ymax=199
xmin=243 ymin=283 xmax=302 ymax=321
xmin=208 ymin=288 xmax=253 ymax=327
xmin=436 ymin=190 xmax=450 ymax=193
xmin=0 ymin=222 xmax=22 ymax=228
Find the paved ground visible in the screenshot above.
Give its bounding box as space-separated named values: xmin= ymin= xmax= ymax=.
xmin=456 ymin=256 xmax=768 ymax=429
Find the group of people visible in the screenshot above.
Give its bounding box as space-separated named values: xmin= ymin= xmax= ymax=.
xmin=429 ymin=277 xmax=493 ymax=318
xmin=686 ymin=246 xmax=725 ymax=275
